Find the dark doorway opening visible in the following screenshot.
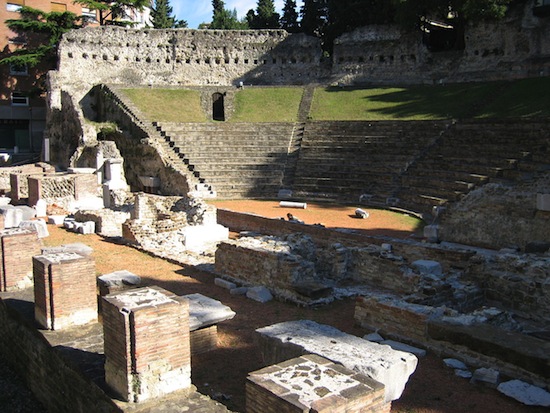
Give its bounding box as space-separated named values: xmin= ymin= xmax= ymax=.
xmin=212 ymin=93 xmax=225 ymax=121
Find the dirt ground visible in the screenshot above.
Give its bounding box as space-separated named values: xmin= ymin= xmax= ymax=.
xmin=41 ymin=200 xmax=546 ymax=413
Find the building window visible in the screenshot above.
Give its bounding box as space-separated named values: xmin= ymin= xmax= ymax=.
xmin=51 ymin=2 xmax=67 ymax=12
xmin=11 ymin=92 xmax=29 ymax=106
xmin=9 ymin=63 xmax=28 ymax=75
xmin=82 ymin=7 xmax=97 ymax=23
xmin=6 ymin=0 xmax=24 ymax=12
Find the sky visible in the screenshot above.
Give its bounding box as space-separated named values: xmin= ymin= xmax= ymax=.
xmin=172 ymin=1 xmax=304 ymax=29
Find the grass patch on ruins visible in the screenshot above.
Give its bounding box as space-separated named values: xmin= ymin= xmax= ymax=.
xmin=120 ymin=89 xmax=207 ymax=122
xmin=476 ymin=77 xmax=550 ymax=118
xmin=231 ymin=87 xmax=303 ymax=122
xmin=310 ymin=77 xmax=550 ymax=120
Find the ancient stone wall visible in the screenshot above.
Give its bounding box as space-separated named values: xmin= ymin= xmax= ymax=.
xmin=57 ymin=28 xmax=323 ymax=90
xmin=27 ymin=173 xmax=99 ymax=208
xmin=0 ymin=298 xmax=121 ymax=413
xmin=52 ymin=2 xmax=549 ymax=93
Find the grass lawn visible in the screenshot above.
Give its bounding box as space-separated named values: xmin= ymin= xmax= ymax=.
xmin=119 ymin=88 xmax=207 ymax=122
xmin=230 ymin=87 xmax=304 ymax=122
xmin=120 ymin=77 xmax=550 ymax=122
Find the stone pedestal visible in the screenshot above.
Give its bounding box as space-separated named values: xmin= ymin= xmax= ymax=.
xmin=33 ymin=252 xmax=97 ymax=329
xmin=102 ymin=286 xmax=191 ymax=402
xmin=0 ymin=228 xmax=42 ymax=291
xmin=246 ymin=354 xmax=391 ymax=413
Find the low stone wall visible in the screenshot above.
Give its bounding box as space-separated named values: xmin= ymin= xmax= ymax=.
xmin=27 ymin=172 xmax=98 ymax=208
xmin=354 ymin=295 xmax=550 ymax=389
xmin=215 ymin=240 xmax=314 ymax=302
xmin=0 ymin=298 xmax=120 ymax=413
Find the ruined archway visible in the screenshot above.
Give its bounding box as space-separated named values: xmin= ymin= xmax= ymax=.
xmin=212 ymin=93 xmax=225 ymax=121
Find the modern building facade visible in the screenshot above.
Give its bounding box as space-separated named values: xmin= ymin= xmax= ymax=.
xmin=0 ymin=0 xmax=150 ymax=164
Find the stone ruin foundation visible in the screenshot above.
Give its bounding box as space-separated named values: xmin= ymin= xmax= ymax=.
xmin=246 ymin=354 xmax=390 ymax=413
xmin=32 ymin=251 xmax=97 ymax=330
xmin=102 ymin=286 xmax=191 ymax=402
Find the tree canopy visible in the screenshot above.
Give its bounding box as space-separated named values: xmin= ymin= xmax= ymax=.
xmin=210 ymin=0 xmax=248 ymax=29
xmin=0 ymin=6 xmax=80 ymax=68
xmin=150 ymin=0 xmax=187 ymax=28
xmin=246 ymin=0 xmax=280 ymax=29
xmin=280 ymin=0 xmax=299 ymax=32
xmin=73 ymin=0 xmax=149 ymax=26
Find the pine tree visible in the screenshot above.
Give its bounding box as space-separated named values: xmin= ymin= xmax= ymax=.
xmin=211 ymin=1 xmax=248 ymax=29
xmin=74 ymin=0 xmax=149 ymax=26
xmin=300 ymin=0 xmax=328 ymax=36
xmin=150 ymin=0 xmax=175 ymax=28
xmin=281 ymin=0 xmax=299 ymax=32
xmin=255 ymin=0 xmax=280 ymax=29
xmin=0 ymin=6 xmax=80 ymax=68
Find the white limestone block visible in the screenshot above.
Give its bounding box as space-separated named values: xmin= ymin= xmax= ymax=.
xmin=443 ymin=358 xmax=468 ymax=370
xmin=246 ymin=286 xmax=273 ymax=303
xmin=19 ymin=220 xmax=49 ymax=238
xmin=48 ymin=215 xmax=66 ymax=225
xmin=98 ymin=270 xmax=141 ymax=289
xmin=471 ymin=367 xmax=500 ymax=387
xmin=182 ymin=224 xmax=229 ymax=252
xmin=497 ymin=380 xmax=550 ymax=407
xmin=42 ymin=242 xmax=93 ymax=257
xmin=280 ymin=201 xmax=307 ymax=209
xmin=355 ymin=208 xmax=369 ymax=218
xmin=35 ymin=199 xmax=47 ymax=217
xmin=214 ymin=278 xmax=236 ymax=290
xmin=0 ymin=206 xmax=23 ymax=228
xmin=423 ymin=224 xmax=439 ymax=242
xmin=381 ymin=340 xmax=426 ymax=357
xmin=0 ymin=196 xmax=11 ymax=206
xmin=411 ymin=259 xmax=443 ymax=276
xmin=184 ymin=293 xmax=236 ymax=331
xmin=257 ymin=320 xmax=418 ymax=402
xmin=230 ymin=287 xmax=248 ymax=295
xmin=363 ymin=332 xmax=384 ymax=342
xmin=78 ymin=221 xmax=96 ymax=235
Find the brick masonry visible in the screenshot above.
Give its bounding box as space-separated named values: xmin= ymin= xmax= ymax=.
xmin=102 ymin=286 xmax=191 ymax=402
xmin=33 ymin=252 xmax=97 ymax=330
xmin=0 ymin=229 xmax=42 ymax=292
xmin=246 ymin=354 xmax=391 ymax=413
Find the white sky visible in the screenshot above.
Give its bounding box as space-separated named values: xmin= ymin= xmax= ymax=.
xmin=172 ymin=1 xmax=303 ymax=29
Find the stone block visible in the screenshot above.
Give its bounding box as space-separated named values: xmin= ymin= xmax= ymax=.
xmin=42 ymin=242 xmax=93 ymax=257
xmin=423 ymin=224 xmax=439 ymax=243
xmin=380 ymin=340 xmax=426 ymax=357
xmin=19 ymin=220 xmax=49 ymax=238
xmin=214 ymin=278 xmax=236 ymax=290
xmin=411 ymin=259 xmax=442 ymax=276
xmin=47 ymin=215 xmax=66 ymax=225
xmin=181 ymin=224 xmax=229 ymax=252
xmin=230 ymin=286 xmax=248 ymax=295
xmin=184 ymin=293 xmax=236 ymax=331
xmin=247 ymin=354 xmax=390 ymax=413
xmin=77 ymin=221 xmax=96 ymax=235
xmin=0 ymin=206 xmax=23 ymax=228
xmin=256 ymin=320 xmax=418 ymax=402
xmin=277 ymin=189 xmax=293 ymax=199
xmin=471 ymin=367 xmax=500 ymax=387
xmin=97 ymin=270 xmax=141 ymax=296
xmin=247 ymin=286 xmax=273 ymax=303
xmin=497 ymin=380 xmax=550 ymax=407
xmin=35 ymin=199 xmax=47 ymax=217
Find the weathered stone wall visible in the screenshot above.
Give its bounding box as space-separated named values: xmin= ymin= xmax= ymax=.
xmin=57 ymin=28 xmax=323 ymax=90
xmin=27 ymin=173 xmax=99 ymax=208
xmin=332 ymin=2 xmax=550 ymax=85
xmin=354 ymin=295 xmax=550 ymax=389
xmin=0 ymin=298 xmax=121 ymax=413
xmin=439 ymin=177 xmax=550 ymax=249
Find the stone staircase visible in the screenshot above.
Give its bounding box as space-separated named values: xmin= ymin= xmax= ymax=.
xmin=155 ymin=122 xmax=297 ymax=199
xmin=291 ymin=121 xmax=445 ymax=204
xmin=396 ymin=119 xmax=550 ymax=216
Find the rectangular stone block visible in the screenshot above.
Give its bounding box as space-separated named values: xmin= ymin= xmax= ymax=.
xmin=0 ymin=228 xmax=42 ymax=291
xmin=246 ymin=354 xmax=390 ymax=413
xmin=102 ymin=286 xmax=191 ymax=402
xmin=33 ymin=252 xmax=97 ymax=329
xmin=256 ymin=320 xmax=417 ymax=403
